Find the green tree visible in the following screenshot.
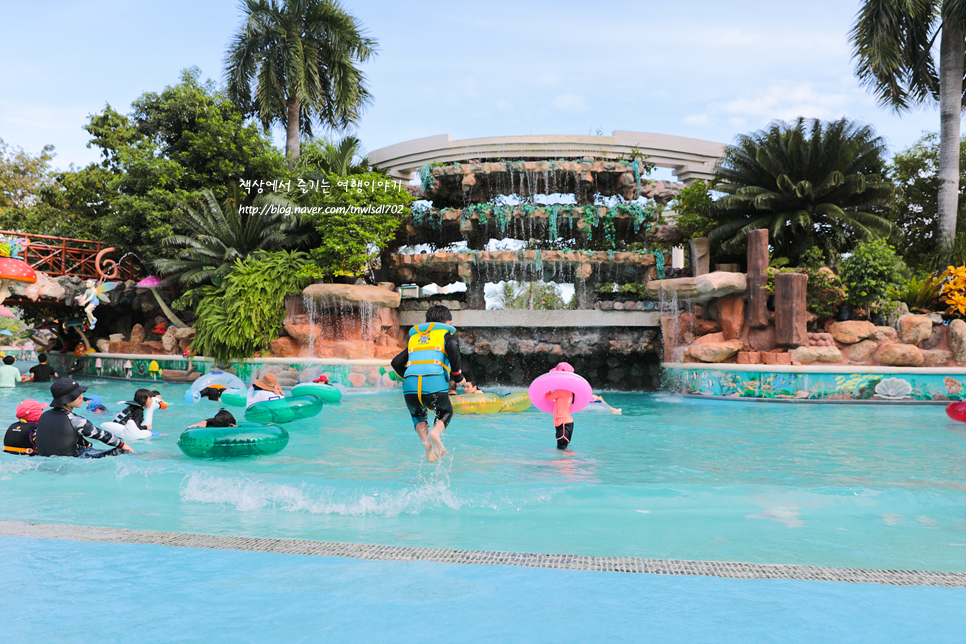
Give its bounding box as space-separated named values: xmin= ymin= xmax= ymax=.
xmin=297 ymin=170 xmax=412 ymax=279
xmin=850 ymin=0 xmax=966 ymax=248
xmin=155 ymin=189 xmax=301 ymax=293
xmin=710 ymin=117 xmax=894 ymax=263
xmin=887 ymin=133 xmax=966 ymax=270
xmin=839 ymin=237 xmax=907 ymax=310
xmin=225 ymin=0 xmax=377 ymax=166
xmin=669 ymin=178 xmax=717 ymax=240
xmin=33 ymin=69 xmax=286 ymax=258
xmin=495 ymin=281 xmax=573 ymax=310
xmin=0 ymin=138 xmax=55 ymax=213
xmin=296 ymin=135 xmax=366 ymax=175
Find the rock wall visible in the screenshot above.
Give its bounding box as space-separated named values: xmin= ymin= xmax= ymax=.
xmin=458 ymin=327 xmax=661 ymax=390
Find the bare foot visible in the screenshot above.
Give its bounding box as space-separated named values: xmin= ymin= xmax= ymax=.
xmin=429 ymin=431 xmax=446 ymax=460
xmin=424 ymin=441 xmax=438 ymax=462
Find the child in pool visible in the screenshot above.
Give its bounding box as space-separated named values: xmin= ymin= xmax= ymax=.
xmin=112 ymin=388 xmax=154 ymax=431
xmin=187 ymin=409 xmax=238 ymax=428
xmin=544 ymin=362 xmax=576 ymax=450
xmin=591 ymin=395 xmax=622 ymax=415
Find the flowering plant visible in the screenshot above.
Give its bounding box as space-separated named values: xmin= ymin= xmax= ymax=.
xmin=939 ymin=265 xmax=966 ymax=315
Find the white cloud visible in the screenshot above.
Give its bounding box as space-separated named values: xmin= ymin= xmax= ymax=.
xmin=721 ymin=83 xmax=854 ymax=121
xmin=551 ymin=93 xmax=588 ymax=113
xmin=682 ymin=114 xmax=710 ymax=126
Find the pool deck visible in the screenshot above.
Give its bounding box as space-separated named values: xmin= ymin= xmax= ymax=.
xmin=2 ymin=520 xmax=962 ymax=588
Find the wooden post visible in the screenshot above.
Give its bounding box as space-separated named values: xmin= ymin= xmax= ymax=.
xmin=689 ymin=237 xmax=711 ymax=276
xmin=774 ymin=272 xmax=808 ymax=347
xmin=746 ymin=229 xmax=770 ymax=328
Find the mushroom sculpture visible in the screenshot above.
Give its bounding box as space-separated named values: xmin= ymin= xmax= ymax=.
xmin=136 ymin=276 xmax=188 ymax=328
xmin=0 ymin=240 xmax=37 ymax=306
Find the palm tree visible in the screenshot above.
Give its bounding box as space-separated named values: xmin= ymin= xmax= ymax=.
xmin=709 ymin=117 xmax=894 ymax=263
xmin=225 ymin=0 xmax=377 ymax=167
xmin=850 ymin=1 xmax=966 ymax=247
xmin=296 ymin=134 xmax=366 ymax=175
xmin=154 ymin=189 xmax=301 ymax=288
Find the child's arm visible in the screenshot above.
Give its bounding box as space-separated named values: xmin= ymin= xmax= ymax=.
xmin=186 ymin=420 xmax=208 ymax=428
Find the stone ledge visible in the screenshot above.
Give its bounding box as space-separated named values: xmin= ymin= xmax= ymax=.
xmin=664 ymin=362 xmax=966 ymax=375
xmin=400 ymin=310 xmax=661 ymax=328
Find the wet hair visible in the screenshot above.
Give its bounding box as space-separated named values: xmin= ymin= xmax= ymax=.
xmin=208 ymin=408 xmax=237 ymax=427
xmin=149 ymin=390 xmax=161 ymax=397
xmin=425 ymin=305 xmax=453 ymax=323
xmin=38 ymin=354 xmax=48 ymax=363
xmin=2 ymin=356 xmax=14 ymax=365
xmin=462 ymin=372 xmax=476 ymax=387
xmin=132 ymin=388 xmax=152 ymax=408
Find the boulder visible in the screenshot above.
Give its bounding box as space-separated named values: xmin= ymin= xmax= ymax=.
xmin=302 ymin=283 xmax=401 ymax=309
xmin=845 ymin=339 xmax=878 ymax=363
xmin=269 ymin=336 xmax=300 ymax=357
xmin=736 ymin=351 xmax=761 ymax=364
xmin=161 ymin=327 xmax=179 ymax=355
xmin=874 ymin=343 xmax=924 ymax=367
xmin=95 ymin=339 xmax=111 ymax=353
xmin=129 ymin=324 xmax=145 ymax=347
xmin=828 ymin=321 xmax=877 ymax=344
xmin=645 ymin=271 xmax=747 ymax=304
xmin=687 ymin=340 xmax=744 ymax=363
xmin=921 ymin=325 xmax=945 ymax=350
xmin=874 ymin=326 xmax=898 ymax=342
xmin=692 ymin=331 xmax=725 ymax=346
xmin=15 ymin=271 xmax=66 ymax=301
xmin=898 ymin=315 xmax=933 ymax=345
xmin=173 ymin=327 xmax=196 ymax=340
xmin=921 ymin=349 xmax=952 ymax=368
xmin=717 ymin=295 xmax=745 ymax=340
xmin=789 ymin=346 xmax=843 ymax=364
xmin=948 ymin=319 xmax=966 ymax=365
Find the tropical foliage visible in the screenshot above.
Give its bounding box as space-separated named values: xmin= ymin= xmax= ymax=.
xmin=296 ymin=136 xmax=367 ymax=175
xmin=710 ymin=117 xmax=894 ymax=263
xmin=190 ymin=250 xmax=312 ymax=363
xmin=155 ymin=189 xmax=302 ymax=293
xmin=495 ymin=281 xmax=573 ymax=310
xmin=669 ymin=179 xmax=717 ymax=240
xmin=839 ymin=237 xmax=907 ymax=309
xmin=887 ymin=133 xmax=966 ymax=270
xmin=225 ymin=0 xmax=377 ymax=165
xmin=850 ymin=0 xmax=966 ymax=246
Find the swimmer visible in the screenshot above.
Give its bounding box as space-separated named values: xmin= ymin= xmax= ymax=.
xmin=83 ymin=394 xmax=108 ymax=413
xmin=3 ymin=399 xmax=48 ymax=455
xmin=0 ymin=355 xmax=21 ymax=388
xmin=187 ymin=408 xmax=238 ymax=428
xmin=247 ymin=373 xmax=283 ymax=408
xmin=198 ymin=384 xmax=226 ymax=401
xmin=35 ymin=378 xmax=134 ymax=457
xmin=113 ymin=388 xmax=155 ymax=432
xmin=591 ymin=395 xmax=622 ymax=415
xmin=391 ymin=305 xmax=464 ymax=462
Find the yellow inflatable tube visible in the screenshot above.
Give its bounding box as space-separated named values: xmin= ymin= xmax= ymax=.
xmin=451 ymin=392 xmax=503 ymax=414
xmin=500 ymin=391 xmax=532 ymax=413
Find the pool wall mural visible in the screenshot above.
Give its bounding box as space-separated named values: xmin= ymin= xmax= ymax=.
xmin=44 ymin=353 xmax=402 ymax=391
xmin=664 ymin=364 xmax=966 ymax=402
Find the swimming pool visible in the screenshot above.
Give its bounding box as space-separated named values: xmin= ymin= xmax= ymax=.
xmin=0 ymin=379 xmax=962 ymax=572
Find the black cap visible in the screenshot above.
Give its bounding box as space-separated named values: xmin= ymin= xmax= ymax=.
xmin=50 ymin=377 xmax=89 ymax=408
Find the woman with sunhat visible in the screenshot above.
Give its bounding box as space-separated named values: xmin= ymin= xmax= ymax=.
xmin=35 ymin=377 xmax=134 ymax=458
xmin=246 ymin=372 xmax=284 ymax=408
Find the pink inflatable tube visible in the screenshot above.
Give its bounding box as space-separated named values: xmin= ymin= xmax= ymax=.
xmin=528 ymin=372 xmax=593 ymax=414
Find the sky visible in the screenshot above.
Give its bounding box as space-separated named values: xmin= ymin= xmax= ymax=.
xmin=0 ymin=0 xmax=951 ymax=180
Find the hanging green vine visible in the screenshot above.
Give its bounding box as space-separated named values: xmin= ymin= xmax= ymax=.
xmin=548 ymin=204 xmax=559 ymax=240
xmin=419 ymin=165 xmax=436 ymax=192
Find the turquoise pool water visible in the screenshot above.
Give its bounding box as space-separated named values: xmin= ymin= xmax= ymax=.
xmin=3 ymin=536 xmax=961 ymax=644
xmin=0 ymin=380 xmax=963 ymax=571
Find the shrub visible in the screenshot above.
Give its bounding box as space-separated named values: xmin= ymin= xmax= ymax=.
xmin=839 ymin=238 xmax=906 ymax=310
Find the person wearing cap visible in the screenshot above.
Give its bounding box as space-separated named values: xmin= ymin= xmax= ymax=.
xmin=391 ymin=304 xmax=465 ymax=462
xmin=3 ymin=399 xmax=48 ymax=455
xmin=84 ymin=394 xmax=108 ymax=413
xmin=0 ymin=355 xmax=22 ymax=387
xmin=246 ymin=372 xmax=284 ymax=408
xmin=35 ymin=377 xmax=134 ymax=458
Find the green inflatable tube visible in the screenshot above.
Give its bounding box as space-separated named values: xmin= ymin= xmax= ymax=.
xmin=291 ymin=382 xmax=343 ymax=403
xmin=244 ymin=395 xmax=323 ymax=424
xmin=177 ymin=423 xmax=289 ymax=458
xmin=220 ymin=389 xmax=248 ymax=408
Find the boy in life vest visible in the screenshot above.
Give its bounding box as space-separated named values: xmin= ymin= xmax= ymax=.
xmin=391 ymin=305 xmax=464 ymax=462
xmin=3 ymin=399 xmax=49 ymax=455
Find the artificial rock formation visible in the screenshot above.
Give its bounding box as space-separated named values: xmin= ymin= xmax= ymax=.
xmin=646 ymin=271 xmax=746 ymax=304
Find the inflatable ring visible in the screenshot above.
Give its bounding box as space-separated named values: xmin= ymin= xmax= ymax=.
xmin=528 ymin=372 xmax=593 ymax=414
xmin=946 ymin=402 xmax=966 ymax=422
xmin=500 ymin=391 xmax=532 ymax=413
xmin=184 ymin=371 xmax=246 ymax=404
xmin=451 ymin=392 xmax=503 ymax=414
xmin=219 ymin=389 xmax=248 ymax=408
xmin=244 ymin=395 xmax=323 ymax=424
xmin=292 ymin=382 xmax=343 ymax=403
xmin=177 ymin=423 xmax=289 ymax=458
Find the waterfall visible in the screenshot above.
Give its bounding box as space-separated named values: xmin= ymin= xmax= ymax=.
xmin=302 ymin=293 xmax=319 ymax=355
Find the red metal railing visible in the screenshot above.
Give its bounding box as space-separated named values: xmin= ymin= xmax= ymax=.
xmin=0 ymin=231 xmax=140 ymax=280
